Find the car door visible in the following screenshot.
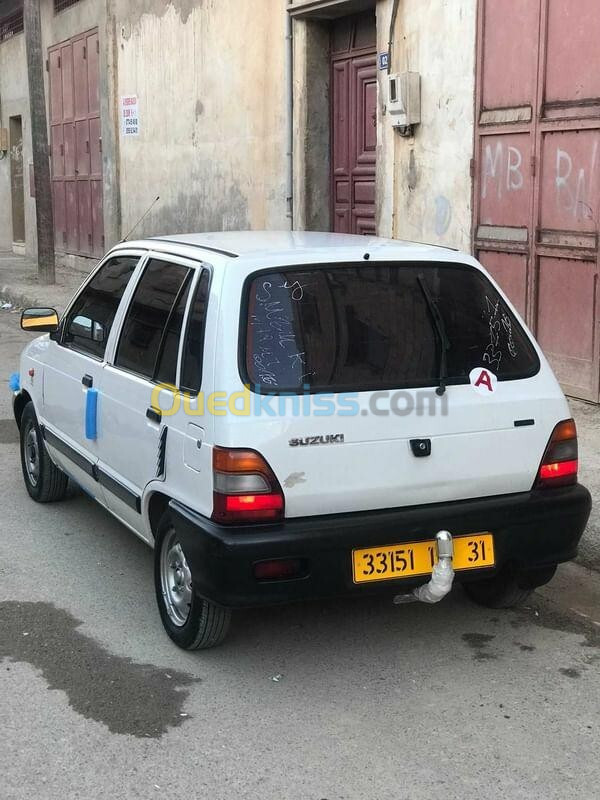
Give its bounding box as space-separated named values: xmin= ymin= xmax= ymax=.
xmin=98 ymin=255 xmax=205 ymax=535
xmin=41 ymin=252 xmax=143 ymax=499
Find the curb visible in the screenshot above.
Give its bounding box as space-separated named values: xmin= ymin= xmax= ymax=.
xmin=576 ymin=555 xmax=600 ymax=573
xmin=0 ymin=278 xmax=82 ymax=314
xmin=0 ymin=285 xmax=41 ymax=311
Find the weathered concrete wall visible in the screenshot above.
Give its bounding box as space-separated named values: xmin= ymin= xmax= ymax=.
xmin=0 ymin=0 xmax=107 ymax=261
xmin=115 ymin=0 xmax=289 ymax=239
xmin=293 ymin=18 xmax=331 ymax=232
xmin=377 ymin=0 xmax=477 ymax=251
xmin=1 ymin=0 xmax=478 ymax=264
xmin=375 ymin=0 xmax=393 ymax=239
xmin=48 ymin=0 xmax=120 ymax=258
xmin=291 ymin=0 xmax=477 ymax=249
xmin=0 ymin=24 xmax=30 ymax=253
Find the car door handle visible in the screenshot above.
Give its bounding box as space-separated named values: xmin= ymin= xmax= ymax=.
xmin=146 ymin=408 xmax=162 ymax=424
xmin=82 ymin=374 xmax=93 ymax=388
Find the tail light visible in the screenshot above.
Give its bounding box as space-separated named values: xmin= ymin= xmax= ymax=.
xmin=536 ymin=419 xmax=578 ymax=489
xmin=212 ymin=447 xmax=284 ymax=524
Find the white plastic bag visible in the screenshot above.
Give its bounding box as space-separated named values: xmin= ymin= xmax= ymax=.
xmin=394 ymin=531 xmax=455 ymax=605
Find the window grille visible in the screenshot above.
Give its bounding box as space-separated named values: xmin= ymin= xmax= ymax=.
xmin=54 ymin=0 xmax=83 ymax=14
xmin=0 ymin=10 xmax=24 ymax=43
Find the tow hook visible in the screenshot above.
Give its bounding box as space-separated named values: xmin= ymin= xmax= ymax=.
xmin=393 ymin=531 xmax=455 ymax=605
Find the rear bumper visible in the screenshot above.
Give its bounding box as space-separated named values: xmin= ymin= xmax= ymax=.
xmin=169 ymin=484 xmax=592 ymax=608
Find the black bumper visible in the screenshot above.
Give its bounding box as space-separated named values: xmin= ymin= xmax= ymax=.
xmin=169 ymin=484 xmax=592 ymax=608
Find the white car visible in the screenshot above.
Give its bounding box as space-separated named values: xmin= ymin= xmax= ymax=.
xmin=12 ymin=232 xmax=591 ymax=649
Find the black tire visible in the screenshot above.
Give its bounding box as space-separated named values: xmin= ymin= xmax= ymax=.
xmin=20 ymin=402 xmax=68 ymax=503
xmin=154 ymin=512 xmax=231 ymax=650
xmin=463 ymin=564 xmax=532 ymax=609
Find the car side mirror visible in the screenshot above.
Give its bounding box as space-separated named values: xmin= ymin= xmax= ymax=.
xmin=68 ymin=315 xmax=106 ymax=343
xmin=92 ymin=321 xmax=106 ymax=343
xmin=20 ymin=308 xmax=60 ymax=333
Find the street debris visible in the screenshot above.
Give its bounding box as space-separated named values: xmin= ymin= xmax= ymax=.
xmin=271 ymin=674 xmax=283 ymax=682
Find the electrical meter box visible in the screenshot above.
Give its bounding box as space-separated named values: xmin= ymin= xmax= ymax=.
xmin=387 ymin=72 xmax=421 ymax=129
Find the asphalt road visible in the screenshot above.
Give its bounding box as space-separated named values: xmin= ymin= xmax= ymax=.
xmin=1 ymin=307 xmax=599 ymax=800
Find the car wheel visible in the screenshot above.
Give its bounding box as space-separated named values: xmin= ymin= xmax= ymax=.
xmin=463 ymin=564 xmax=532 ymax=609
xmin=20 ymin=402 xmax=68 ymax=503
xmin=154 ymin=512 xmax=232 ymax=650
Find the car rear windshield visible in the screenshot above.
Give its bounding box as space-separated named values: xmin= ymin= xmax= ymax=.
xmin=243 ymin=262 xmax=540 ymax=393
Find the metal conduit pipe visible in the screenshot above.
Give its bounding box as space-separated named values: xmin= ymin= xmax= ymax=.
xmin=285 ymin=8 xmax=294 ymax=226
xmin=387 ymin=0 xmax=401 ymax=74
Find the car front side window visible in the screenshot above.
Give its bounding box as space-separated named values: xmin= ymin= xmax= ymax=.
xmin=114 ymin=258 xmax=193 ymax=382
xmin=62 ymin=255 xmax=140 ymax=359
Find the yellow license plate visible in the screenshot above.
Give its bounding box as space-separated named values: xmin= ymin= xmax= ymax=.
xmin=352 ymin=533 xmax=495 ymax=585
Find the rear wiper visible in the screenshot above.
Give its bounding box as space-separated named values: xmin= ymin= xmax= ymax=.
xmin=417 ymin=274 xmax=451 ymax=396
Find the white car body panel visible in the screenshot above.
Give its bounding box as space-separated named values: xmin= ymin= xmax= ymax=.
xmin=212 ymin=247 xmax=568 ymax=518
xmin=17 ymin=232 xmax=570 ymax=544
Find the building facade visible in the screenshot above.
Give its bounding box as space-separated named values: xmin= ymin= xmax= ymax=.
xmin=0 ymin=0 xmax=598 ymax=402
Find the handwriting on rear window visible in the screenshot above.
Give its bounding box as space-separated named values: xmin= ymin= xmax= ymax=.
xmin=482 ymin=296 xmax=518 ymax=371
xmin=249 ymin=279 xmax=310 ymax=386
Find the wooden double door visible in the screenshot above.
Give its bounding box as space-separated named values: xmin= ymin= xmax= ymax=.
xmin=49 ymin=28 xmax=104 ymax=258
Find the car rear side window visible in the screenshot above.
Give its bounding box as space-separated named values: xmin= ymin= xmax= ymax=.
xmin=153 ymin=273 xmax=193 ymax=385
xmin=243 ymin=263 xmax=540 ymax=392
xmin=115 ymin=259 xmax=191 ymax=380
xmin=63 ymin=255 xmax=139 ymax=359
xmin=180 ymin=269 xmax=211 ymax=394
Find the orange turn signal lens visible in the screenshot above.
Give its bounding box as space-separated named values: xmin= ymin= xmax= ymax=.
xmin=550 ymin=419 xmax=577 ymax=442
xmin=213 ymin=447 xmax=271 ymax=474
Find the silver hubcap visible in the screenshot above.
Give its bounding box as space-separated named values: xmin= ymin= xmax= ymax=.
xmin=24 ymin=423 xmax=40 ymax=487
xmin=160 ymin=529 xmax=193 ymax=627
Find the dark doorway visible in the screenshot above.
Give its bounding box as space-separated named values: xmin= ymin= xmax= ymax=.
xmin=9 ymin=115 xmax=25 ymax=244
xmin=330 ymin=12 xmax=377 ymax=235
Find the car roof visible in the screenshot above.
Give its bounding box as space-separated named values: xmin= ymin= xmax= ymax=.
xmin=119 ymin=230 xmax=461 ymax=264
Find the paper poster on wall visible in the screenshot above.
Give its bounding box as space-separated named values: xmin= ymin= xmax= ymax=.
xmin=121 ymin=95 xmax=140 ymax=136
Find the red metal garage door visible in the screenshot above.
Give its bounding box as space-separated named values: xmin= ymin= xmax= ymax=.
xmin=474 ymin=0 xmax=600 ymax=403
xmin=331 ymin=12 xmax=377 ymax=235
xmin=49 ymin=28 xmax=104 ymax=259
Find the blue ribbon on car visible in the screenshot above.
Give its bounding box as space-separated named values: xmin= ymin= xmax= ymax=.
xmin=9 ymin=372 xmax=20 ymax=392
xmin=85 ymin=388 xmax=98 ymax=440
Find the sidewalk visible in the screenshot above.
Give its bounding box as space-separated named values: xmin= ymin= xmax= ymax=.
xmin=0 ymin=251 xmax=89 ymax=315
xmin=570 ymin=398 xmax=600 ymax=570
xmin=1 ymin=251 xmax=599 ymax=569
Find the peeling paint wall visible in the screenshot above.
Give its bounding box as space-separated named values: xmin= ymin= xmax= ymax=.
xmin=0 ymin=20 xmax=30 ymax=252
xmin=0 ymin=0 xmax=478 ymax=265
xmin=291 ymin=0 xmax=476 ymax=249
xmin=0 ymin=0 xmax=106 ymax=260
xmin=378 ymin=0 xmax=477 ymax=250
xmin=293 ymin=18 xmax=331 ymax=232
xmin=115 ymin=0 xmax=289 ymax=238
